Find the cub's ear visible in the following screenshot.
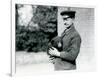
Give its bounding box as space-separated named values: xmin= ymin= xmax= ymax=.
xmin=51 ymin=36 xmax=61 ymax=43
xmin=51 ymin=40 xmax=54 ymax=44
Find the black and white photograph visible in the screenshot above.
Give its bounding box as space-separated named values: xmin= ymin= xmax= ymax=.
xmin=2 ymin=0 xmax=100 ymax=77
xmin=14 ymin=4 xmax=95 ymax=73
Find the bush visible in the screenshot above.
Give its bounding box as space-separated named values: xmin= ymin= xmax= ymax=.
xmin=16 ymin=26 xmax=50 ymax=52
xmin=16 ymin=5 xmax=57 ymax=52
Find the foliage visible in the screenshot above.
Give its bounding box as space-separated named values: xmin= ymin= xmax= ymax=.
xmin=16 ymin=5 xmax=57 ymax=52
xmin=33 ymin=5 xmax=57 ymax=36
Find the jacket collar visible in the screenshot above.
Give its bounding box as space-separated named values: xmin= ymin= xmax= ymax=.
xmin=61 ymin=24 xmax=75 ymax=37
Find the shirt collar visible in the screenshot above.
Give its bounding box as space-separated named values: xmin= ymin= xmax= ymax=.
xmin=61 ymin=24 xmax=75 ymax=37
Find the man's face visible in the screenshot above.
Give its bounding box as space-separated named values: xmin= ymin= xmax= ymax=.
xmin=62 ymin=15 xmax=74 ymax=28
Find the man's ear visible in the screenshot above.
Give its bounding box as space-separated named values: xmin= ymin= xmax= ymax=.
xmin=72 ymin=18 xmax=75 ymax=22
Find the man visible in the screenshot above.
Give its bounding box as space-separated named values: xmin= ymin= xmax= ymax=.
xmin=48 ymin=10 xmax=81 ymax=70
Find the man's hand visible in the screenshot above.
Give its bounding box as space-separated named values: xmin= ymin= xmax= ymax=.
xmin=49 ymin=56 xmax=55 ymax=64
xmin=49 ymin=47 xmax=60 ymax=57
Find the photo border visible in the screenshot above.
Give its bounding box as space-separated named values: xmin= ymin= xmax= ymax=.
xmin=11 ymin=0 xmax=97 ymax=77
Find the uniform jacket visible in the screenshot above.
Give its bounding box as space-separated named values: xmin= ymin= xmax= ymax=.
xmin=50 ymin=25 xmax=81 ymax=70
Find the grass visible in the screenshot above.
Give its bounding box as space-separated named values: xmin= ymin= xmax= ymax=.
xmin=16 ymin=51 xmax=50 ymax=65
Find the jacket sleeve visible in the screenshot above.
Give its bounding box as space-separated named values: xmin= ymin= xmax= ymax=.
xmin=60 ymin=35 xmax=81 ymax=61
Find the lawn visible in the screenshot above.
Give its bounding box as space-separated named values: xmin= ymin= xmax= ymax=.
xmin=16 ymin=51 xmax=54 ymax=73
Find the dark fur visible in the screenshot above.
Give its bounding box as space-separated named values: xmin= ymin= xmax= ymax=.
xmin=47 ymin=36 xmax=63 ymax=56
